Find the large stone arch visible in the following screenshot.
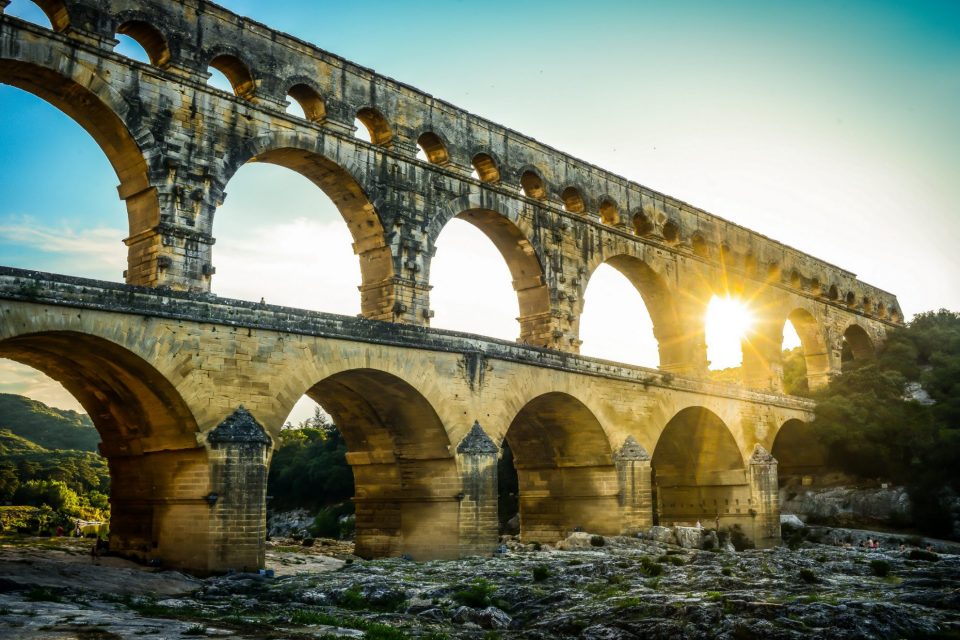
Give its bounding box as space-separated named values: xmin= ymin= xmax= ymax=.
xmin=430 ymin=191 xmax=551 ymax=346
xmin=652 ymin=407 xmax=747 ymax=527
xmin=771 ymin=419 xmax=827 ymax=488
xmin=299 ymin=368 xmax=460 ymax=560
xmin=0 ymin=329 xmax=209 ymax=569
xmin=217 ymin=134 xmax=397 ymax=320
xmin=576 ymin=251 xmax=691 ymax=372
xmin=503 ymin=392 xmax=619 ymax=541
xmin=0 ymin=48 xmax=160 ymax=283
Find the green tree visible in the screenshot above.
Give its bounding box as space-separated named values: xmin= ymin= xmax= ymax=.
xmin=811 ymin=309 xmax=960 ymax=537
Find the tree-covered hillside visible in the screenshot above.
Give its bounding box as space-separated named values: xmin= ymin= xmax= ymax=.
xmin=0 ymin=393 xmax=98 ymax=451
xmin=0 ymin=395 xmax=109 ymax=522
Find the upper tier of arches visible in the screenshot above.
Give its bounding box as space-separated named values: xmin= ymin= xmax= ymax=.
xmin=0 ymin=0 xmax=900 ymax=323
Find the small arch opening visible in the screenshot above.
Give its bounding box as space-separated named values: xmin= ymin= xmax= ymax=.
xmin=207 ymin=54 xmax=255 ymax=100
xmin=286 ymin=84 xmax=326 ymax=122
xmin=632 ymin=211 xmax=653 ymax=236
xmin=354 ymin=107 xmax=392 ymax=146
xmin=115 ymin=20 xmax=170 ymax=67
xmin=827 ymin=284 xmax=839 ymax=300
xmin=416 ymin=132 xmax=450 ymax=165
xmin=845 ymin=291 xmax=856 ymax=307
xmin=692 ymin=234 xmax=709 ymax=258
xmin=471 ymin=153 xmax=500 ymax=183
xmin=599 ymin=199 xmax=619 ymax=226
xmin=520 ymin=170 xmax=546 ymax=200
xmin=662 ymin=220 xmax=679 ymax=243
xmin=561 ymin=187 xmax=585 ymax=213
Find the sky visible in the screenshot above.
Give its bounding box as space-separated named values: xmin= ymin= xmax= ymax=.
xmin=1 ymin=0 xmax=958 ymax=421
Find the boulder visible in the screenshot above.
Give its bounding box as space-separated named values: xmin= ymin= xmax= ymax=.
xmin=780 ymin=514 xmax=806 ymax=529
xmin=648 ymin=526 xmax=677 ymax=545
xmin=675 ymin=526 xmax=704 ymax=549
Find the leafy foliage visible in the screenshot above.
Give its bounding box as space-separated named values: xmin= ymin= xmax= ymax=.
xmin=267 ymin=407 xmax=354 ymax=511
xmin=0 ymin=393 xmax=98 ymax=451
xmin=811 ymin=310 xmax=960 ymax=537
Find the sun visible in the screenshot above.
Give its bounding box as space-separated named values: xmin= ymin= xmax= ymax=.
xmin=705 ymin=296 xmax=755 ymax=370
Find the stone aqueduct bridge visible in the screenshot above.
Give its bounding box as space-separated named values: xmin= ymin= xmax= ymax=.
xmin=0 ymin=1 xmax=902 ymax=573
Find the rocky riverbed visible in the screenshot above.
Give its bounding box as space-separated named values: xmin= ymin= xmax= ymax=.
xmin=1 ymin=530 xmax=959 ymax=639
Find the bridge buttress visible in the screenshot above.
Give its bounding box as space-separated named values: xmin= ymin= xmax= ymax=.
xmin=747 ymin=445 xmax=781 ymax=549
xmin=614 ymin=437 xmax=655 ymax=534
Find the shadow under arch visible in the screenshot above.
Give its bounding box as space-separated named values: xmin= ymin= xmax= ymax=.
xmin=771 ymin=419 xmax=827 ymax=488
xmin=431 ymin=201 xmax=550 ymax=346
xmin=842 ymin=324 xmax=875 ymax=369
xmin=225 ymin=145 xmax=396 ymax=320
xmin=652 ymin=407 xmax=750 ymax=530
xmin=578 ymin=254 xmax=687 ymax=370
xmin=0 ymin=57 xmax=159 ymax=283
xmin=304 ymin=368 xmax=459 ymax=559
xmin=504 ymin=392 xmax=619 ymax=541
xmin=0 ymin=331 xmax=206 ymax=568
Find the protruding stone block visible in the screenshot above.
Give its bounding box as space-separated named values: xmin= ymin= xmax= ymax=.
xmin=614 ymin=436 xmax=653 ymax=534
xmin=748 ymin=443 xmax=781 ymax=548
xmin=456 ymin=421 xmax=499 ymax=557
xmin=205 ymin=406 xmax=272 ymax=572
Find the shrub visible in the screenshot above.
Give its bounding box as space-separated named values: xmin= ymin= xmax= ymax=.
xmin=908 ymin=549 xmax=939 ymax=562
xmin=721 ymin=567 xmax=733 ymax=577
xmin=869 ymin=559 xmax=891 ymax=577
xmin=590 ymin=535 xmax=605 ymax=547
xmin=799 ymin=568 xmax=818 ymax=584
xmin=532 ymin=565 xmax=550 ymax=582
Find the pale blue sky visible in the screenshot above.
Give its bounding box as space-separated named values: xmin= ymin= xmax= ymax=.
xmin=1 ymin=0 xmax=958 ymax=415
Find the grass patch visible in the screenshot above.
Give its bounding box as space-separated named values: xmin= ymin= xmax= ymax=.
xmin=183 ymin=624 xmax=207 ymax=636
xmin=452 ymin=578 xmax=496 ymax=608
xmin=25 ymin=587 xmax=61 ymax=602
xmin=657 ymin=554 xmax=686 ymax=566
xmin=639 ymin=556 xmax=664 ymax=577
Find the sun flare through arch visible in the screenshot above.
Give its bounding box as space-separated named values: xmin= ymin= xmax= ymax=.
xmin=705 ymin=295 xmax=755 ymax=371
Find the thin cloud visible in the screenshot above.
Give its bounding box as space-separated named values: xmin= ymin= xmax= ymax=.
xmin=0 ymin=217 xmax=125 ymax=263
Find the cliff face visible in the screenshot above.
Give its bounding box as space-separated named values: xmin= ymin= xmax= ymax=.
xmin=781 ymin=485 xmax=960 ymax=540
xmin=780 ymin=486 xmax=913 ymax=528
